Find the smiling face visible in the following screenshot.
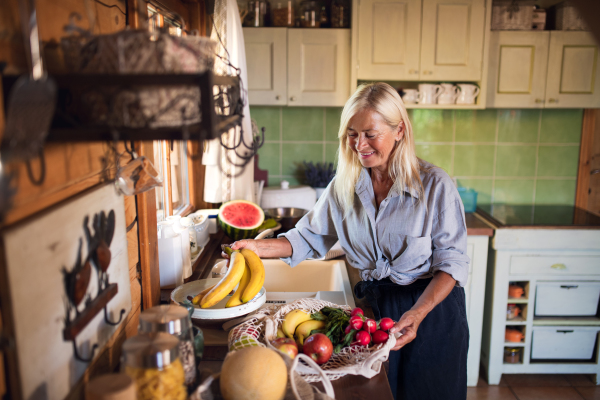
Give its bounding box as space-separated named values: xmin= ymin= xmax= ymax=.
xmin=346 ymin=108 xmax=404 ymax=172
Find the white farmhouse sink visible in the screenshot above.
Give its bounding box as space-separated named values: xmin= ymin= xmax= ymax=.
xmin=262 ymin=259 xmax=355 ymax=308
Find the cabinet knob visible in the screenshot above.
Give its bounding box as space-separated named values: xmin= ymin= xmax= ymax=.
xmin=548 ymin=98 xmax=558 ymax=103
xmin=290 ymin=96 xmax=296 ymax=101
xmin=535 ymin=99 xmax=544 ymax=103
xmin=409 ymin=69 xmax=419 ymax=74
xmin=275 ymin=95 xmax=280 ymax=100
xmin=551 ymin=263 xmax=567 ymax=270
xmin=424 ymin=70 xmax=432 ymax=75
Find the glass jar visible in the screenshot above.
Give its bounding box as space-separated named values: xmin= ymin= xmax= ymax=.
xmin=246 ymin=0 xmax=271 ymax=27
xmin=503 ymin=347 xmax=522 ymax=364
xmin=272 ymin=0 xmax=295 ymax=27
xmin=331 ymin=0 xmax=350 ymax=28
xmin=122 ymin=332 xmax=186 ymax=400
xmin=138 ymin=305 xmax=203 ymax=389
xmin=300 ymin=1 xmax=320 ymax=27
xmin=179 ymin=216 xmax=199 ymax=259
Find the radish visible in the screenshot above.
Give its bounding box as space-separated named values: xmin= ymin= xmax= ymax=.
xmin=349 ymin=315 xmax=363 ymax=330
xmin=350 ymin=307 xmax=364 ymax=317
xmin=362 ymin=318 xmax=377 ymax=333
xmin=344 ymin=324 xmax=352 ymax=334
xmin=378 ymin=317 xmax=395 ymax=332
xmin=354 ymin=330 xmax=371 ymax=346
xmin=372 ymin=330 xmax=389 ymax=345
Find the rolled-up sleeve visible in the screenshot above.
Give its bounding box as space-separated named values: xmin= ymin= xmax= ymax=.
xmin=279 ymin=185 xmax=339 ymax=267
xmin=430 ymin=200 xmax=470 ymax=287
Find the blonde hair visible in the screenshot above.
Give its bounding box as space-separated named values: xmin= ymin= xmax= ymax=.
xmin=334 ymin=82 xmax=424 ymax=217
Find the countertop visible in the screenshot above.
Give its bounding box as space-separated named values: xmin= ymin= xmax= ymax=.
xmin=476 ymin=204 xmax=600 ymax=229
xmin=465 ymin=212 xmax=494 ymax=236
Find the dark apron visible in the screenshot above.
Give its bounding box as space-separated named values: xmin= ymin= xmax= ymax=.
xmin=354 ymin=277 xmax=469 ymax=400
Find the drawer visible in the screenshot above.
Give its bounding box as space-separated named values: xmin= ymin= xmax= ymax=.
xmin=531 ymin=327 xmax=598 ymax=360
xmin=535 ymin=282 xmax=600 ymax=316
xmin=509 ymin=255 xmax=600 ymax=276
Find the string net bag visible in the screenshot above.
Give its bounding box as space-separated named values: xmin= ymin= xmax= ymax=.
xmin=227 ymin=298 xmax=397 ymax=382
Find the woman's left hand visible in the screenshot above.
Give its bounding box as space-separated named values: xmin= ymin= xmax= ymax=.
xmin=389 ymin=309 xmax=425 ymax=351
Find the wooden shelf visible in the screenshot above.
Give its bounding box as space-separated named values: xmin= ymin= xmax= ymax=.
xmin=506 ymin=317 xmax=526 ymax=324
xmin=533 ymin=316 xmax=600 ymax=326
xmin=504 ymin=342 xmax=525 ymax=347
xmin=507 ymin=298 xmax=528 ymax=304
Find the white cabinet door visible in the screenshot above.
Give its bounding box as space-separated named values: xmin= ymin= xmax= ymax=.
xmin=487 ymin=31 xmax=550 ymax=108
xmin=356 ymin=0 xmax=421 ymax=80
xmin=545 ymin=31 xmax=600 ymax=108
xmin=287 ymin=29 xmax=351 ymax=106
xmin=420 ymin=0 xmax=485 ymax=81
xmin=243 ymin=28 xmax=288 ymax=106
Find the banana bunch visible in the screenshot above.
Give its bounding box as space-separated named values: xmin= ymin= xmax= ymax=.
xmin=197 ymin=247 xmax=265 ymax=309
xmin=280 ymin=310 xmax=326 ymax=346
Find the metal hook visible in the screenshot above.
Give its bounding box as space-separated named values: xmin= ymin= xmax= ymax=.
xmin=71 ymin=338 xmax=99 ymax=363
xmin=25 ymin=149 xmax=46 ymax=186
xmin=104 ymin=305 xmax=126 ymax=326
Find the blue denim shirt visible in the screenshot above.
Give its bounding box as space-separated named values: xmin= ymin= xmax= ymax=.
xmin=280 ymin=161 xmax=470 ymax=287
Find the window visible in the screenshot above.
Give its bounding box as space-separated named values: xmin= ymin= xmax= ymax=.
xmin=155 ymin=141 xmax=191 ymax=221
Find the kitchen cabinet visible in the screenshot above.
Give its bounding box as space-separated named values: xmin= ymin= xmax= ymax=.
xmin=356 ymin=0 xmax=486 ymax=82
xmin=487 ymin=31 xmax=600 ymax=108
xmin=243 ymin=28 xmax=351 ymax=106
xmin=478 ymin=206 xmax=600 ymax=385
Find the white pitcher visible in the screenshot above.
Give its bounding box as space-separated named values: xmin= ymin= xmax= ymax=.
xmin=438 ymin=83 xmax=460 ymax=105
xmin=456 ymin=84 xmax=480 ymax=105
xmin=401 ymin=88 xmax=419 ymax=104
xmin=418 ymin=83 xmax=443 ymax=104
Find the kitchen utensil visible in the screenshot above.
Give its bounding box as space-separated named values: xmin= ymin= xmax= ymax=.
xmin=505 ymin=328 xmax=525 ymax=342
xmin=115 ymin=156 xmax=163 ymax=196
xmin=263 ymin=207 xmax=309 ymax=234
xmin=418 ymin=83 xmax=443 ymax=104
xmin=508 ymin=283 xmax=524 ymax=298
xmin=1 ymin=0 xmax=57 ymax=185
xmin=401 ymin=89 xmax=419 ymax=104
xmin=171 ymin=278 xmax=267 ymax=327
xmin=438 ymin=84 xmax=460 ymax=105
xmin=456 ymin=84 xmax=480 ymax=105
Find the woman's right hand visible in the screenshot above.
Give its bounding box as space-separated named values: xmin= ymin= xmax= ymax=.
xmin=221 ymin=239 xmax=261 ymax=258
xmin=221 ymin=237 xmax=293 ymax=259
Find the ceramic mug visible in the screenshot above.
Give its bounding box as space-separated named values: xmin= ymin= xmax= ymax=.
xmin=438 ymin=83 xmax=460 ymax=105
xmin=456 ymin=83 xmax=480 ymax=105
xmin=418 ymin=83 xmax=443 ymax=104
xmin=401 ymin=89 xmax=419 ymax=104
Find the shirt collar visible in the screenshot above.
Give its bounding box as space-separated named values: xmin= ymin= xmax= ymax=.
xmin=356 ymin=167 xmax=420 ymax=199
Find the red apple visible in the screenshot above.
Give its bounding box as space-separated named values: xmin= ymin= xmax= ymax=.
xmin=303 ymin=333 xmax=333 ymax=365
xmin=271 ymin=337 xmax=298 ymax=359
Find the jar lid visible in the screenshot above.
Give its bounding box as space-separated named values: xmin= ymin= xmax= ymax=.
xmin=505 ymin=347 xmax=521 ymax=352
xmin=122 ymin=332 xmax=180 ymax=369
xmin=139 ymin=305 xmax=191 ymax=336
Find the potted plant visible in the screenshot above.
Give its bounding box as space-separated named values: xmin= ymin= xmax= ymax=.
xmin=302 ymin=161 xmax=335 ymax=200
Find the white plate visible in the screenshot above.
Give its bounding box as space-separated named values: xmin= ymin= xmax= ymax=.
xmin=171 ymin=278 xmax=266 ymax=326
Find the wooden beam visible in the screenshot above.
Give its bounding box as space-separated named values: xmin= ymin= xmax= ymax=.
xmin=576 ymin=109 xmax=597 ymax=211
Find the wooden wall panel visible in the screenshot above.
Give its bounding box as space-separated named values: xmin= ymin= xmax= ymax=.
xmin=576 ymin=109 xmax=600 ymax=216
xmin=0 ymin=307 xmax=5 ymax=398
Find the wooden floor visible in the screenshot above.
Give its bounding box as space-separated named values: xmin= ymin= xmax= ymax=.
xmin=469 ymin=373 xmax=600 ymax=400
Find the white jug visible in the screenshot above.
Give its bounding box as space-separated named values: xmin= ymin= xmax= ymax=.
xmin=418 ymin=83 xmax=443 ymax=104
xmin=157 ymin=221 xmax=184 ymax=289
xmin=401 ymin=88 xmax=419 ymax=104
xmin=167 ymin=215 xmax=193 ymax=279
xmin=438 ymin=83 xmax=460 ymax=105
xmin=456 ymin=84 xmax=480 ymax=105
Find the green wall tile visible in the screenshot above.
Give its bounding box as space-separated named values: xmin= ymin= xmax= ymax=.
xmin=493 ymin=179 xmax=535 ymax=204
xmin=535 ymin=179 xmax=577 ymax=205
xmin=455 ymin=110 xmax=497 ymax=143
xmin=456 ymin=178 xmax=493 ymax=204
xmin=411 ymin=110 xmax=453 ymax=142
xmin=326 ymin=107 xmax=343 ymax=141
xmin=282 ymin=108 xmax=323 ymax=141
xmin=416 ymin=144 xmax=452 ymax=173
xmin=268 ymin=177 xmax=282 ymax=187
xmin=257 ymin=143 xmax=280 ymax=176
xmin=282 ymin=143 xmax=323 ymax=177
xmin=325 ymin=143 xmax=339 ymax=168
xmin=540 ymin=109 xmax=583 ymax=143
xmin=537 ymin=146 xmax=580 ymax=177
xmin=454 ymin=145 xmax=495 ymax=177
xmin=250 ymin=106 xmax=280 ymax=141
xmin=498 ymin=109 xmax=540 ymax=143
xmin=495 ymin=145 xmax=537 ymax=177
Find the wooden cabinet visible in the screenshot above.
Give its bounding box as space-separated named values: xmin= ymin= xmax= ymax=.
xmin=244 ymin=28 xmax=351 ymax=106
xmin=487 ymin=31 xmax=600 ymax=108
xmin=356 ymin=0 xmax=486 ymax=81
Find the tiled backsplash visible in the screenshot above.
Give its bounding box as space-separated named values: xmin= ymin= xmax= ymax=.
xmin=253 ymin=107 xmax=582 ymax=206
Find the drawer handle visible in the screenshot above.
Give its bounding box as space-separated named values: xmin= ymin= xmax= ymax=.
xmin=551 ymin=263 xmax=567 ymax=270
xmin=560 ymin=285 xmax=579 ymax=289
xmin=556 ymin=330 xmax=574 ymax=334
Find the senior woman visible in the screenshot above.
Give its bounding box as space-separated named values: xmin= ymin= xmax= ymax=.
xmin=227 ymin=82 xmax=470 ymax=400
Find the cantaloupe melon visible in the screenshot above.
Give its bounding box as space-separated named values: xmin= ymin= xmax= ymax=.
xmin=220 ymin=347 xmax=287 ymax=400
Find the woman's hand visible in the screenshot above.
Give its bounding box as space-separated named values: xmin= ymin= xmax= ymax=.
xmin=221 ymin=237 xmax=293 ymax=259
xmin=389 ymin=309 xmax=425 ymax=350
xmin=221 ymin=239 xmax=261 ymax=258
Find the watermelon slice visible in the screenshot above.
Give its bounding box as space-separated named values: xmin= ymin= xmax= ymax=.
xmin=218 ymin=200 xmax=265 ymax=241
